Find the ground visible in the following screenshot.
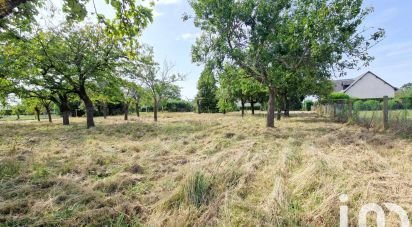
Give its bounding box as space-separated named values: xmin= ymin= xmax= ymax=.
xmin=0 ymin=112 xmax=411 ymax=226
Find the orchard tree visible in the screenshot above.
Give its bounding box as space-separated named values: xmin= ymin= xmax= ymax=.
xmin=34 ymin=24 xmax=125 ymax=128
xmin=22 ymin=98 xmax=42 ymax=121
xmin=91 ymin=79 xmax=123 ymax=119
xmin=189 ymin=0 xmax=384 ymax=127
xmin=195 ymin=66 xmax=218 ymax=113
xmin=119 ymin=80 xmax=144 ymax=121
xmin=0 ymin=0 xmax=153 ymax=52
xmin=139 ymin=61 xmax=183 ymax=121
xmin=125 ymin=48 xmax=184 ymax=121
xmin=220 ymin=65 xmax=266 ymax=116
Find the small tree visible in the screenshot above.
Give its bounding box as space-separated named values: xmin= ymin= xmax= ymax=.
xmin=126 ymin=48 xmax=184 ymax=121
xmin=196 ymin=66 xmax=218 ymax=113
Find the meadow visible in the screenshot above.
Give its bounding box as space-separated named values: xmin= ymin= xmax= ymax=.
xmin=0 ymin=112 xmax=411 ymax=226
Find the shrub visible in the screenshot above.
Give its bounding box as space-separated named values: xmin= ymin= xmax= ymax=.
xmin=353 ymin=100 xmax=365 ymax=111
xmin=303 ymin=100 xmax=314 ymax=111
xmin=401 ymin=98 xmax=412 ymax=109
xmin=328 ymin=92 xmax=351 ymax=100
xmin=388 ymin=99 xmax=402 ymax=110
xmin=165 ymin=99 xmax=193 ymax=112
xmin=363 ymin=100 xmax=381 ymax=111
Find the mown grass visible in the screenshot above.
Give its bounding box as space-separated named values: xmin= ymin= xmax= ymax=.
xmin=0 ymin=112 xmax=411 ymax=226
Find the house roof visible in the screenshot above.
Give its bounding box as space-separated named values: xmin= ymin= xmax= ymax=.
xmin=333 ymin=79 xmax=355 ymax=92
xmin=343 ymin=71 xmax=398 ymax=93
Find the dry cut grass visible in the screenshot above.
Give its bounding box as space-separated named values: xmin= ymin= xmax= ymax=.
xmin=0 ymin=112 xmax=411 ymax=226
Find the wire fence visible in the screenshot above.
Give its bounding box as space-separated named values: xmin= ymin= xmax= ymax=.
xmin=315 ymin=96 xmax=412 ymax=133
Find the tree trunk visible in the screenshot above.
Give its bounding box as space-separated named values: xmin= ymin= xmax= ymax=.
xmin=154 ymin=98 xmax=158 ymax=122
xmin=56 ymin=94 xmax=71 ymax=126
xmin=283 ymin=94 xmax=290 ymax=117
xmin=197 ymin=99 xmax=201 ymax=114
xmin=266 ymin=87 xmax=276 ymax=128
xmin=136 ymin=103 xmax=140 ymax=117
xmin=277 ymin=108 xmax=281 ymax=121
xmin=35 ymin=107 xmax=40 ymax=121
xmin=103 ymin=102 xmax=108 ymax=119
xmin=241 ymin=99 xmax=245 ymax=117
xmin=124 ymin=102 xmax=129 ymax=121
xmin=62 ymin=111 xmax=70 ymax=125
xmin=251 ymin=101 xmax=255 ymax=115
xmin=78 ymin=88 xmax=95 ymax=128
xmin=45 ymin=106 xmax=52 ymax=123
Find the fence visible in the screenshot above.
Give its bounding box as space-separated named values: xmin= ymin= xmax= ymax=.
xmin=315 ymin=96 xmax=412 ymax=133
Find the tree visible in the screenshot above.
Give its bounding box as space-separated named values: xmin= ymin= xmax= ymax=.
xmin=400 ymin=83 xmax=412 ymax=90
xmin=219 ymin=65 xmax=266 ymax=116
xmin=196 ymin=66 xmax=218 ymax=113
xmin=139 ymin=61 xmax=183 ymax=121
xmin=216 ymin=86 xmax=236 ymax=114
xmin=124 ymin=47 xmax=184 ymax=121
xmin=189 ymin=0 xmax=384 ymax=127
xmin=1 ymin=0 xmax=153 ymax=53
xmin=397 ymin=83 xmax=412 ymax=98
xmin=34 ymin=24 xmax=124 ymax=128
xmin=91 ymin=79 xmax=123 ymax=119
xmin=119 ymin=80 xmax=144 ymax=121
xmin=22 ymin=98 xmax=42 ymax=121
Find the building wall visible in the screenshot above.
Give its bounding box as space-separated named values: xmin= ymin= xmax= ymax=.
xmin=344 ymin=72 xmax=396 ymax=99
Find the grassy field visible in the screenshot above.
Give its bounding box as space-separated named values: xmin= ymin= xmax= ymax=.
xmin=1 ymin=112 xmax=411 ymax=226
xmin=0 ymin=115 xmax=60 ymax=122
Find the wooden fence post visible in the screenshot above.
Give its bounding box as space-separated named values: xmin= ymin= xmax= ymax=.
xmin=333 ymin=103 xmax=337 ymax=119
xmin=383 ymin=96 xmax=389 ymax=130
xmin=348 ymin=99 xmax=353 ymax=121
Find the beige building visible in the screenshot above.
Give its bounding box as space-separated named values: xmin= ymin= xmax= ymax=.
xmin=333 ymin=71 xmax=398 ymax=99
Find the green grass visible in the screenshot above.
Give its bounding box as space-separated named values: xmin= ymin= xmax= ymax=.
xmin=0 ymin=159 xmax=21 ymax=179
xmin=356 ymin=109 xmax=412 ymax=119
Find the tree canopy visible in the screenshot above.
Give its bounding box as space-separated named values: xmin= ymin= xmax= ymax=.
xmin=189 ymin=0 xmax=384 ymax=127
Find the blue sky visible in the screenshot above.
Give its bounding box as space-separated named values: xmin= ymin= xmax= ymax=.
xmin=91 ymin=0 xmax=411 ymax=99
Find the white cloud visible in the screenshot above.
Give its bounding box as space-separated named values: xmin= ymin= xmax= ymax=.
xmin=178 ymin=32 xmax=200 ymax=41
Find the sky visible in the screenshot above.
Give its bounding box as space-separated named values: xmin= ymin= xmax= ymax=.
xmin=80 ymin=0 xmax=412 ymax=99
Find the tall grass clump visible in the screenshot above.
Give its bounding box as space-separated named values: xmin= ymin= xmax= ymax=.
xmin=183 ymin=172 xmax=212 ymax=208
xmin=164 ymin=171 xmax=213 ymax=209
xmin=0 ymin=159 xmax=20 ymax=179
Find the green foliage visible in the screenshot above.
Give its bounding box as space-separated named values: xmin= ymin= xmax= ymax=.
xmin=190 ymin=0 xmax=383 ymax=126
xmin=353 ymin=100 xmax=365 ymax=111
xmin=303 ymin=100 xmax=314 ymax=111
xmin=165 ymin=99 xmax=193 ymax=112
xmin=363 ymin=100 xmax=381 ymax=111
xmin=1 ymin=0 xmax=153 ymax=53
xmin=196 ymin=66 xmax=218 ymax=113
xmin=328 ymin=92 xmax=351 ymax=100
xmin=388 ymin=99 xmax=402 ymax=110
xmin=401 ymin=98 xmax=412 ymax=109
xmin=127 ymin=51 xmax=184 ymax=121
xmin=354 ymin=100 xmax=382 ymax=111
xmin=216 ymin=86 xmax=237 ymax=113
xmin=397 ymin=84 xmax=412 ymax=98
